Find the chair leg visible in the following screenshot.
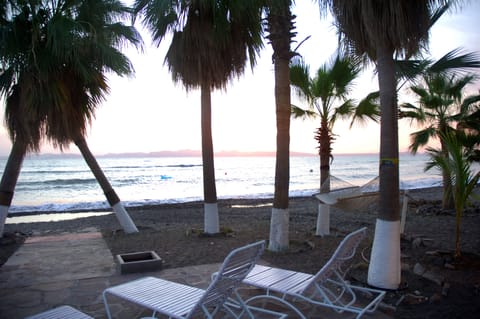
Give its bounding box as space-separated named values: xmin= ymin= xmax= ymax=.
xmin=103 ymin=291 xmax=114 ymax=319
xmin=241 ymin=293 xmax=305 ymax=319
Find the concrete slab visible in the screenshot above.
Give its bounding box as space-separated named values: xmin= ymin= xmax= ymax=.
xmin=0 ymin=232 xmax=116 ymax=289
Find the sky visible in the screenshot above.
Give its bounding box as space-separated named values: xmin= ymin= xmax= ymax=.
xmin=0 ymin=1 xmax=479 ymax=157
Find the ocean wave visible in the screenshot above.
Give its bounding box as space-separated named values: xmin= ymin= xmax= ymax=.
xmin=165 ymin=164 xmax=202 ymax=168
xmin=3 ymin=154 xmax=446 ymax=216
xmin=16 ymin=178 xmax=97 ymax=188
xmin=109 ymin=164 xmax=202 ymax=169
xmin=8 ymin=201 xmax=110 ymax=215
xmin=20 ymin=169 xmax=90 ymax=175
xmin=400 ymin=178 xmax=443 ymax=190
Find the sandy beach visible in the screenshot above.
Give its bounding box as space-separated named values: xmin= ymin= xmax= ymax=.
xmin=2 ymin=186 xmax=480 ymax=318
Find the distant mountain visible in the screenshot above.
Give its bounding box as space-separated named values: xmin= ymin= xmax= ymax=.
xmin=19 ymin=150 xmax=317 ymax=158
xmin=107 ymin=150 xmax=317 ymax=157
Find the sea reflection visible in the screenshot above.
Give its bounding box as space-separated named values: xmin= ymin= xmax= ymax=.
xmin=6 ymin=212 xmax=112 ymax=224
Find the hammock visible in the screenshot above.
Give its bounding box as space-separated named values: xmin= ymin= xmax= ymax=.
xmin=315 ymin=176 xmax=380 ymax=211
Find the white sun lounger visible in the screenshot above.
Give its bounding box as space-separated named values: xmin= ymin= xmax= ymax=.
xmin=242 ymin=227 xmax=386 ymax=319
xmin=25 ymin=306 xmax=93 ymax=319
xmin=103 ymin=240 xmax=286 ymax=319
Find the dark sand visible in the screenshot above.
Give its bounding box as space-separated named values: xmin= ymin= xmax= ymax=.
xmin=2 ymin=186 xmax=480 ymax=318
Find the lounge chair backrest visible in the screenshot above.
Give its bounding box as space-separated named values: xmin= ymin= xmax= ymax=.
xmin=187 ymin=240 xmax=266 ymax=318
xmin=300 ymin=227 xmax=367 ymax=293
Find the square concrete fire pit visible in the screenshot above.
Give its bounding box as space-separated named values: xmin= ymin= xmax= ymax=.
xmin=116 ymin=251 xmax=163 ymax=274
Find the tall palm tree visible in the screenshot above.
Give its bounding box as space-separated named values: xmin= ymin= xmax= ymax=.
xmin=401 ymin=71 xmax=479 ymax=209
xmin=290 ymin=54 xmax=379 ymax=235
xmin=262 ymin=0 xmax=297 ymax=252
xmin=0 ymin=0 xmax=142 ymax=236
xmin=134 ymin=0 xmax=263 ymax=234
xmin=0 ymin=141 xmax=26 ymax=236
xmin=318 ymin=0 xmax=449 ymax=289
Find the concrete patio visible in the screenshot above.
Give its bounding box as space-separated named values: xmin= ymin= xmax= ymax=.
xmin=0 ymin=231 xmax=393 ymax=318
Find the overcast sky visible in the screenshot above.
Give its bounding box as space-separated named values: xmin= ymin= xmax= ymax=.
xmin=1 ymin=1 xmax=479 ymax=157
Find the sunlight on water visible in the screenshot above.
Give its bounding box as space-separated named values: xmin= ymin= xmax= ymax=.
xmin=231 ymin=203 xmax=273 ymax=208
xmin=6 ymin=212 xmax=112 ymax=224
xmin=0 ymin=153 xmax=444 ymax=215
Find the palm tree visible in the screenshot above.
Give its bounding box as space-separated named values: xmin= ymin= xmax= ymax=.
xmin=0 ymin=0 xmax=142 ymax=236
xmin=134 ymin=0 xmax=263 ymax=234
xmin=456 ymin=107 xmax=480 ymax=162
xmin=318 ymin=0 xmax=450 ymax=289
xmin=290 ymin=54 xmax=379 ymax=236
xmin=425 ymin=131 xmax=480 ymax=258
xmin=0 ymin=141 xmax=26 ymax=236
xmin=262 ymin=0 xmax=297 ymax=251
xmin=401 ymin=71 xmax=479 ymax=209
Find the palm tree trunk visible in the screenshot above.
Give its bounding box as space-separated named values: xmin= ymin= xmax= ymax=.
xmin=367 ymin=44 xmax=401 ymax=290
xmin=440 ymin=141 xmax=454 ymax=210
xmin=268 ymin=2 xmax=293 ymax=251
xmin=455 ymin=211 xmax=462 ymax=258
xmin=319 ymin=122 xmax=331 ymax=193
xmin=201 ymin=83 xmax=219 ymax=234
xmin=316 ymin=120 xmax=331 ymax=236
xmin=442 ymin=172 xmax=454 ymax=209
xmin=74 ymin=136 xmax=138 ymax=233
xmin=0 ymin=141 xmax=27 ymax=237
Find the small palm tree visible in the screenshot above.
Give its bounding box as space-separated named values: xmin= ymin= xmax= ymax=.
xmin=401 ymin=71 xmax=480 ymax=209
xmin=290 ymin=53 xmax=379 ymax=235
xmin=0 ymin=0 xmax=142 ymax=236
xmin=134 ymin=0 xmax=263 ymax=234
xmin=425 ymin=131 xmax=480 ymax=258
xmin=456 ymin=106 xmax=480 ymax=162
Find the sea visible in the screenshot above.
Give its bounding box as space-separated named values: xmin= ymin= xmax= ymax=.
xmin=1 ymin=152 xmax=444 ymax=223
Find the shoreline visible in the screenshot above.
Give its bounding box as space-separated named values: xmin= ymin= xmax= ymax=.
xmin=7 ymin=185 xmax=445 ymax=219
xmin=3 ymin=186 xmax=449 ymax=236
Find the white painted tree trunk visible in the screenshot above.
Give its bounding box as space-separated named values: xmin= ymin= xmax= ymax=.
xmin=204 ymin=202 xmax=219 ymax=234
xmin=0 ymin=205 xmax=8 ymax=237
xmin=112 ymin=202 xmax=138 ymax=233
xmin=316 ymin=203 xmax=330 ymax=236
xmin=368 ymin=219 xmax=401 ymax=289
xmin=268 ymin=208 xmax=289 ymax=251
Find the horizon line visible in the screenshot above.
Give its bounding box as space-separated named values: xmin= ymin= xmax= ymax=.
xmin=1 ymin=149 xmax=422 ymax=159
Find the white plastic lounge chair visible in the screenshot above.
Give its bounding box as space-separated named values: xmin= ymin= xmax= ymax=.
xmin=25 ymin=306 xmax=93 ymax=319
xmin=103 ymin=240 xmax=285 ymax=319
xmin=242 ymin=227 xmax=386 ymax=319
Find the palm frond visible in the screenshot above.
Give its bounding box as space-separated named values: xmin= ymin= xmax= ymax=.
xmin=428 ymin=0 xmax=452 ymax=28
xmin=320 ymin=0 xmax=434 ymax=60
xmin=409 ymin=126 xmax=436 ymax=154
xmin=290 ymin=57 xmax=313 ymax=102
xmin=291 ymin=104 xmax=317 ymax=120
xmin=428 ymin=48 xmax=480 ymax=76
xmin=399 ymin=102 xmax=425 ymax=122
xmin=350 ymin=91 xmax=380 ymax=127
xmin=134 ymin=0 xmax=182 ymax=46
xmin=159 ymin=0 xmax=264 ymax=90
xmin=395 ymin=59 xmax=431 ymax=85
xmin=334 ymin=99 xmax=355 ymax=117
xmin=459 ymin=94 xmax=480 ymax=114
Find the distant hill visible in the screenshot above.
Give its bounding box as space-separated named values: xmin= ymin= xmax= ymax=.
xmin=19 ymin=150 xmax=317 ymax=158
xmin=105 ymin=150 xmax=317 ymax=157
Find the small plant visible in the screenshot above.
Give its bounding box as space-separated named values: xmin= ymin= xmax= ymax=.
xmin=425 ymin=132 xmax=480 ymax=258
